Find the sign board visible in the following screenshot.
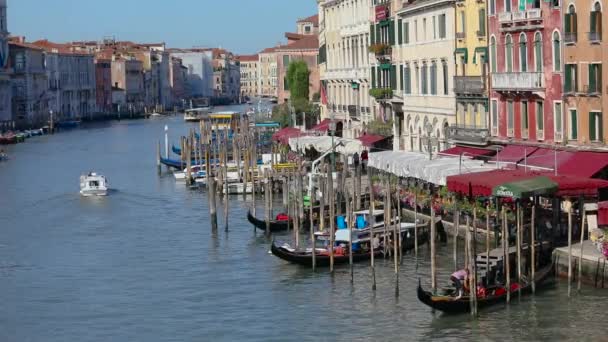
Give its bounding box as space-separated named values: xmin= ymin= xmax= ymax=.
xmin=375 ymin=5 xmax=389 ymax=21
xmin=495 ymin=185 xmax=514 ymax=198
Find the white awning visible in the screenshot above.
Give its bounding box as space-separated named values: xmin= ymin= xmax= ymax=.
xmin=289 ymin=136 xmax=363 ymax=155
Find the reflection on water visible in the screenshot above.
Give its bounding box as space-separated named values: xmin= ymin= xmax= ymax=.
xmin=0 ymin=111 xmax=606 ymax=341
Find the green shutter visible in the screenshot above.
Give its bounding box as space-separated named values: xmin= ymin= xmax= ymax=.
xmin=573 ymin=13 xmax=578 ymax=35
xmin=599 ymin=113 xmax=604 ymax=142
xmin=479 ymin=9 xmax=486 ymax=36
xmin=598 ymin=64 xmax=603 ymax=92
xmin=378 ymin=67 xmax=382 ymax=87
xmin=400 ymin=64 xmax=404 ymax=90
xmin=591 ymin=12 xmax=597 ymax=33
xmin=590 ymin=112 xmax=597 ymax=141
xmin=404 ymin=22 xmax=409 ymax=44
xmin=389 ymin=20 xmax=396 ymax=45
xmin=565 ymin=14 xmax=571 ymax=33
xmin=376 ymin=24 xmax=381 ymax=44
xmin=370 ymin=24 xmax=376 ymax=44
xmin=590 ymin=64 xmax=596 ymax=93
xmin=398 ymin=19 xmax=403 ymax=44
xmin=571 ymin=109 xmax=577 ymax=139
xmin=390 ymin=65 xmax=397 ymax=90
xmin=371 ymin=66 xmax=376 ymax=88
xmin=565 ymin=65 xmax=572 ymax=92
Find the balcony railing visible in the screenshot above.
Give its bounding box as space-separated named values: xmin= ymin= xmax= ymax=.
xmin=491 ymin=72 xmax=544 ymax=91
xmin=589 ymin=32 xmax=602 ymax=43
xmin=526 ymin=9 xmax=542 ymax=20
xmin=512 ymin=11 xmax=526 ymax=21
xmin=456 ymin=32 xmax=466 ymax=39
xmin=537 ymin=129 xmax=544 ymax=141
xmin=555 ymin=131 xmax=563 ymax=143
xmin=498 ymin=12 xmax=512 ymax=23
xmin=446 ymin=125 xmax=490 ymax=144
xmin=565 ymin=32 xmax=578 ymax=44
xmin=454 ymin=76 xmax=486 ymax=94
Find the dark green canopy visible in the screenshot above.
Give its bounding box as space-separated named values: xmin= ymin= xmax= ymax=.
xmin=492 ymin=176 xmax=558 ymax=199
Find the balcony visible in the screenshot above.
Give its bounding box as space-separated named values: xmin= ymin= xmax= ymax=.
xmin=456 ymin=32 xmax=466 ymax=39
xmin=348 ymin=105 xmax=359 ymax=118
xmin=369 ymin=44 xmax=392 ymax=61
xmin=537 ymin=130 xmax=544 ymax=141
xmin=555 ymin=131 xmax=563 ymax=143
xmin=565 ymin=32 xmax=578 ymax=44
xmin=589 ymin=32 xmax=602 ymax=43
xmin=498 ymin=12 xmax=512 ymax=23
xmin=491 ymin=72 xmax=544 ymax=92
xmin=446 ymin=125 xmax=490 ymax=145
xmin=499 ymin=10 xmax=544 ymax=32
xmin=512 ymin=11 xmax=526 ymax=21
xmin=369 ymin=87 xmax=394 ymax=102
xmin=454 ymin=76 xmax=486 ymax=95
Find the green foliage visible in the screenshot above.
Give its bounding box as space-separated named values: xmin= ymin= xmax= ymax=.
xmin=271 ymin=103 xmax=290 ymax=128
xmin=368 ymin=118 xmax=393 ymax=136
xmin=368 ymin=43 xmax=391 ymax=55
xmin=369 ymin=88 xmax=393 ymax=100
xmin=287 ymin=61 xmax=310 ymax=101
xmin=312 ymin=92 xmax=320 ymax=102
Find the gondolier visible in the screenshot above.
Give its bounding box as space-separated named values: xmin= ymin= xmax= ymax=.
xmin=451 ymin=268 xmax=469 ymax=299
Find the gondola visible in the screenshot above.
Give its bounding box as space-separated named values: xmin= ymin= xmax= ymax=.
xmin=416 ymin=263 xmax=554 ymax=314
xmin=247 ymin=210 xmax=304 ymax=232
xmin=270 ymin=226 xmax=429 ymax=267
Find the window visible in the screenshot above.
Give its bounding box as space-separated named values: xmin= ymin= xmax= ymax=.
xmin=536 ymin=101 xmax=544 ymax=131
xmin=507 ymin=101 xmax=514 ymax=135
xmin=590 ymin=2 xmax=602 ymax=42
xmin=15 ymin=52 xmax=25 ymax=71
xmin=588 ymin=63 xmax=602 ymax=93
xmin=490 ymin=36 xmax=497 ymax=73
xmin=589 ymin=111 xmax=603 ymax=142
xmin=552 ymin=0 xmax=559 ymax=8
xmin=522 ymin=101 xmax=529 ymax=131
xmin=564 ymin=5 xmax=578 ymax=42
xmin=439 ymin=14 xmax=446 ymax=38
xmin=442 ymin=61 xmax=449 ymax=95
xmin=430 ymin=61 xmax=437 ymax=95
xmin=283 ymin=55 xmax=290 ymax=67
xmin=505 ymin=35 xmax=513 ymax=72
xmin=404 ymin=64 xmax=411 ymax=94
xmin=305 ymin=25 xmax=311 ymax=33
xmin=404 ymin=22 xmax=410 ymax=44
xmin=460 ymin=11 xmax=466 ymax=34
xmin=569 ymin=109 xmax=578 ymax=140
xmin=519 ymin=33 xmax=527 ymax=72
xmin=423 ymin=18 xmax=427 ymax=41
xmin=433 ymin=16 xmax=437 ymax=39
xmin=490 ymin=0 xmax=496 ymax=15
xmin=491 ymin=99 xmax=499 ymax=133
xmin=554 ymin=102 xmax=563 ymax=137
xmin=552 ymin=31 xmax=561 ymax=72
xmin=421 ymin=63 xmax=428 ymax=95
xmin=534 ymin=32 xmax=543 ymax=72
xmin=478 ymin=9 xmax=486 ymax=36
xmin=564 ymin=64 xmax=577 ymax=93
xmin=414 ymin=20 xmax=418 ymax=41
xmin=415 ymin=64 xmax=420 ymax=93
xmin=505 ymin=0 xmax=512 ymax=12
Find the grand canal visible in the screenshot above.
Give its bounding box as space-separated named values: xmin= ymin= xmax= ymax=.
xmin=1 ymin=106 xmax=607 ymax=341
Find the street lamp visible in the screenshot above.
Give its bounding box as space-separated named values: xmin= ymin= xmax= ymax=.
xmin=425 ymin=122 xmax=433 ymax=160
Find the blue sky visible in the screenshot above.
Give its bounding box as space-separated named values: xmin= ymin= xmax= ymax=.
xmin=8 ymin=0 xmax=317 ymax=54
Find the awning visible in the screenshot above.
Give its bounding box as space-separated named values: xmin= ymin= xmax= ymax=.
xmin=357 ymin=134 xmax=387 ymax=147
xmin=548 ymin=175 xmax=608 ymax=197
xmin=493 ymin=176 xmax=558 ymax=199
xmin=439 ymin=146 xmax=495 ymax=158
xmin=289 ymin=136 xmax=363 ymax=155
xmin=489 ymin=145 xmax=538 ymax=165
xmin=311 ymin=119 xmax=331 ymax=132
xmin=558 ymin=151 xmax=608 ymax=178
xmin=518 ymin=148 xmax=574 ymax=171
xmin=454 ymin=48 xmax=468 ymax=63
xmin=272 ymin=127 xmax=305 ymax=144
xmin=598 ymin=201 xmax=608 ymax=226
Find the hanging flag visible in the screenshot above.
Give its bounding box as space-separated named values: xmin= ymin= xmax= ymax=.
xmin=320 ymin=81 xmax=328 ymax=105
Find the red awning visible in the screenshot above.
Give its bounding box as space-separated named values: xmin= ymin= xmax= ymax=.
xmin=598 ymin=201 xmax=608 ymax=226
xmin=272 ymin=127 xmax=305 ymax=144
xmin=558 ymin=151 xmax=608 ymax=178
xmin=519 ymin=148 xmax=574 ymax=171
xmin=357 ymin=134 xmax=387 ymax=147
xmin=489 ymin=145 xmax=538 ymax=164
xmin=548 ymin=175 xmax=608 ymax=197
xmin=311 ymin=119 xmax=331 ymax=132
xmin=439 ymin=146 xmax=495 ymax=158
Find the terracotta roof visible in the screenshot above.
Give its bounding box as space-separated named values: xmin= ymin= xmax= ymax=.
xmin=259 ymin=46 xmax=277 ymax=54
xmin=297 ymin=14 xmax=319 ymax=26
xmin=285 ymin=32 xmax=307 ymax=41
xmin=276 ymin=35 xmax=319 ymax=51
xmin=236 ymin=54 xmax=258 ymax=62
xmin=8 ymin=39 xmax=44 ymax=51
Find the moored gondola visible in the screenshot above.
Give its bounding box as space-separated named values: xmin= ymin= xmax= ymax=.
xmin=247 ymin=210 xmax=301 ymax=232
xmin=416 ymin=263 xmax=554 ymax=314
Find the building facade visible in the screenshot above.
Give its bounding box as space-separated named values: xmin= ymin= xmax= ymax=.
xmin=563 ymin=0 xmax=607 ymax=146
xmin=0 ymin=0 xmax=10 ymax=127
xmin=258 ymin=47 xmax=278 ymax=98
xmin=95 ymin=59 xmax=112 ymax=114
xmin=449 ymin=0 xmax=490 ymax=146
xmin=488 ymin=0 xmax=562 ymax=144
xmin=111 ymin=57 xmax=145 ymax=113
xmin=169 ymin=50 xmax=214 ymax=99
xmin=238 ymin=54 xmax=259 ymax=98
xmin=276 ymin=35 xmax=320 ymax=104
xmin=318 ymin=0 xmax=373 ymax=138
xmin=391 ymin=0 xmax=456 ymax=152
xmin=169 ymin=56 xmax=188 ymax=107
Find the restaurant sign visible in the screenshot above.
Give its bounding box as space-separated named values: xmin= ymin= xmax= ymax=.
xmin=375 ymin=5 xmax=389 ymax=21
xmin=495 ymin=186 xmax=514 ymax=198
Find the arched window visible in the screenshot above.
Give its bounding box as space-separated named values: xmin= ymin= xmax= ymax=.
xmin=505 ymin=35 xmax=513 ymax=72
xmin=490 ymin=36 xmax=497 ymax=73
xmin=534 ymin=32 xmax=543 ymax=72
xmin=565 ymin=4 xmax=577 ymax=42
xmin=590 ymin=2 xmax=602 ymax=42
xmin=519 ymin=33 xmax=528 ymax=72
xmin=552 ymin=31 xmax=561 ymax=71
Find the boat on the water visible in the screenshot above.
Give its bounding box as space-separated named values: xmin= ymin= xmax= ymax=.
xmin=222 ymin=182 xmax=253 ymax=194
xmin=416 ymin=263 xmax=554 ymax=314
xmin=79 ymin=172 xmax=109 ymax=196
xmin=184 ymin=107 xmax=210 ymax=122
xmin=247 ymin=211 xmax=303 ymax=232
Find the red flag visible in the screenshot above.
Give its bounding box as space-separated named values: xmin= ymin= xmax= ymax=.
xmin=320 ymin=81 xmax=328 ymax=105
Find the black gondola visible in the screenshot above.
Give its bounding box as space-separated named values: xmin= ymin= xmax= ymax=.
xmin=416 ymin=263 xmax=554 ymax=314
xmin=270 ymin=226 xmax=429 ymax=267
xmin=247 ymin=210 xmax=306 ymax=232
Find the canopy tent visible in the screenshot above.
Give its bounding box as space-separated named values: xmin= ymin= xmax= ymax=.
xmin=358 ymin=134 xmax=388 ymax=147
xmin=311 ymin=119 xmax=331 ymax=132
xmin=558 ymin=151 xmax=608 ymax=178
xmin=288 ymin=136 xmax=363 ymax=155
xmin=492 ymin=176 xmax=558 ymax=199
xmin=439 ymin=146 xmax=495 ymax=158
xmin=272 ymin=127 xmax=307 ymax=145
xmin=368 ymin=151 xmax=496 ymax=185
xmin=489 ymin=145 xmax=537 ymax=166
xmin=517 ymin=148 xmax=574 ymax=171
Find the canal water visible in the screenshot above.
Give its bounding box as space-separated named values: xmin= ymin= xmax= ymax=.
xmin=1 ymin=106 xmax=607 ymax=341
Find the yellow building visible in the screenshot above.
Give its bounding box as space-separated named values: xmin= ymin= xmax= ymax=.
xmin=450 ymin=0 xmax=490 ymax=146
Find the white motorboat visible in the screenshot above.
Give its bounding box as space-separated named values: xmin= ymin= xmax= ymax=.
xmin=184 ymin=107 xmax=210 ymax=122
xmin=80 ymin=172 xmax=108 ymax=196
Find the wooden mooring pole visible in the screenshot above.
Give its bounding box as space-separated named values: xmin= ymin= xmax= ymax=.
xmin=578 ymin=208 xmax=587 ymax=292
xmin=431 ymin=205 xmax=437 ymax=294
xmin=568 ymin=205 xmax=573 ymax=297
xmin=453 ymin=207 xmax=459 ymax=272
xmin=208 ymin=178 xmax=218 ymax=230
xmin=369 ymin=167 xmax=377 ymax=291
xmin=531 ymin=205 xmax=536 ymax=293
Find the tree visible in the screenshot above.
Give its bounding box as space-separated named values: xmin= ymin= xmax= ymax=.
xmin=271 ymin=103 xmax=290 ymax=128
xmin=287 ymin=61 xmax=310 ymax=101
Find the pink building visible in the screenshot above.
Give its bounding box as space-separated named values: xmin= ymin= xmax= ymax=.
xmin=276 ymin=34 xmax=320 ymax=104
xmin=489 ymin=0 xmax=563 ymax=143
xmin=95 ymin=59 xmax=112 ymax=113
